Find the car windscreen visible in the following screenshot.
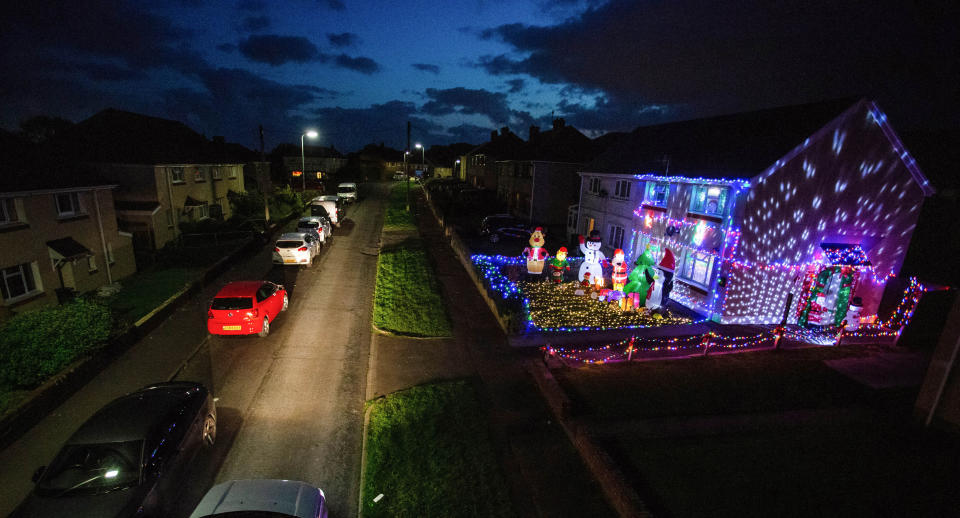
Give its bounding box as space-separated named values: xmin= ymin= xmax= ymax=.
xmin=309 ymin=205 xmax=329 ymax=216
xmin=211 ymin=297 xmax=254 ymax=310
xmin=276 ymin=240 xmax=304 ymax=248
xmin=38 ymin=440 xmax=142 ymax=496
xmin=338 ymin=186 xmax=356 ymax=193
xmin=298 ymin=221 xmax=319 ymax=229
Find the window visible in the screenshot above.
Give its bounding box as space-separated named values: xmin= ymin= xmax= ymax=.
xmin=588 ymin=177 xmax=602 ymax=195
xmin=690 ymin=185 xmax=729 ymax=216
xmin=194 ymin=168 xmax=205 ymax=182
xmin=106 ymin=243 xmax=115 ymax=264
xmin=87 ymin=254 xmax=97 ymax=272
xmin=170 ymin=167 xmax=185 ymax=183
xmin=228 ymin=166 xmax=237 ymax=179
xmin=212 ymin=167 xmax=222 ymax=180
xmin=583 ymin=217 xmax=595 ymax=235
xmin=614 ymin=180 xmax=631 ymax=200
xmin=0 ymin=198 xmax=17 ymax=224
xmin=55 ymin=192 xmax=83 ymax=217
xmin=679 ymin=249 xmax=715 ymax=287
xmin=1 ymin=262 xmax=38 ymax=302
xmin=608 ymin=224 xmax=625 ymax=249
xmin=644 ymin=182 xmax=669 ymax=206
xmin=567 ymin=207 xmax=578 ymax=230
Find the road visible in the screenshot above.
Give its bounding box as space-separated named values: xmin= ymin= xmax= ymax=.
xmin=0 ymin=183 xmax=386 ymax=517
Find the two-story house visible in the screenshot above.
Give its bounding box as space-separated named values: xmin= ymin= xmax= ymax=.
xmin=576 ymin=99 xmax=933 ymax=325
xmin=462 ymin=127 xmax=527 ymax=190
xmin=0 ymin=162 xmax=136 ymax=315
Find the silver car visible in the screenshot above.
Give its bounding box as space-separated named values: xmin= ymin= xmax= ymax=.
xmin=296 ymin=216 xmax=330 ymax=244
xmin=189 ymin=479 xmax=328 ymax=518
xmin=272 ymin=232 xmax=319 ymax=267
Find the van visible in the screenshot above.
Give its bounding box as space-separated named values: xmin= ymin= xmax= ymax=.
xmin=337 ymin=182 xmax=358 ymax=203
xmin=309 ymin=199 xmax=339 ymax=226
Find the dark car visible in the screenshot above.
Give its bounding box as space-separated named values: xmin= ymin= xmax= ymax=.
xmin=12 ymin=382 xmax=217 ymax=518
xmin=480 ymin=214 xmax=535 ymax=243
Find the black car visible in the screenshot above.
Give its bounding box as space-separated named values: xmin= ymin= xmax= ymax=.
xmin=13 ymin=382 xmax=217 ymax=518
xmin=479 ymin=214 xmax=535 ymax=243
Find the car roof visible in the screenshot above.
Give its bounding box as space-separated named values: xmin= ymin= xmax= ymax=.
xmin=189 ymin=479 xmax=323 ymax=518
xmin=215 ymin=281 xmax=268 ymax=297
xmin=68 ymin=382 xmax=208 ymax=444
xmin=337 ymin=182 xmax=356 ymax=187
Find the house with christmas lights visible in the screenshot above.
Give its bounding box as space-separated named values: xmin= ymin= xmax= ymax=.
xmin=575 ymin=98 xmax=934 ymax=325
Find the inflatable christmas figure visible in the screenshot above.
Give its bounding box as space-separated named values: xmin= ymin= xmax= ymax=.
xmin=645 ymin=268 xmax=664 ymax=310
xmin=578 ymin=230 xmax=607 ymax=283
xmin=658 ymin=248 xmax=676 ymax=303
xmin=610 ymin=249 xmax=628 ymax=291
xmin=523 ymin=227 xmax=548 ymax=275
xmin=547 ymin=247 xmax=571 ymax=284
xmin=624 ymin=245 xmax=658 ymax=309
xmin=574 ymin=272 xmax=592 ymax=296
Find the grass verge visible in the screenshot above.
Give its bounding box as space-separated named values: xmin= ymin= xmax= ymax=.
xmin=555 ymin=346 xmax=872 ymax=419
xmin=383 ymin=182 xmax=416 ymax=231
xmin=373 ymin=238 xmax=452 ymax=336
xmin=106 ymin=267 xmax=204 ymax=325
xmin=362 ymin=380 xmax=514 ymax=518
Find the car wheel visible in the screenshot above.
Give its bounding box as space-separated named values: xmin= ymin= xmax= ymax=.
xmin=202 ymin=414 xmax=217 ymax=447
xmin=489 ymin=233 xmax=500 ymax=243
xmin=258 ymin=317 xmax=270 ymax=337
xmin=281 ymin=294 xmax=289 ymax=312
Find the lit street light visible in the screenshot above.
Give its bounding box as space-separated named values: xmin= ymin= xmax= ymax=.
xmin=415 ymin=142 xmax=425 ymax=177
xmin=301 ymin=130 xmax=318 ymax=192
xmin=404 ymin=150 xmax=411 ymax=210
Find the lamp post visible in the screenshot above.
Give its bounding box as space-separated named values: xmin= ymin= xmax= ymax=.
xmin=404 ymin=150 xmax=410 ymax=210
xmin=455 ymin=159 xmax=461 ymax=180
xmin=415 ymin=142 xmax=425 ymax=177
xmin=301 ymin=130 xmax=318 ymax=192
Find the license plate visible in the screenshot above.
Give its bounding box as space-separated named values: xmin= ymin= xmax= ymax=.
xmin=284 ymin=259 xmax=296 ymax=263
xmin=222 ymin=325 xmax=242 ymax=331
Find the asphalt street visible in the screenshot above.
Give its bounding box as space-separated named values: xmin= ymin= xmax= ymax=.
xmin=0 ymin=183 xmax=386 ymax=517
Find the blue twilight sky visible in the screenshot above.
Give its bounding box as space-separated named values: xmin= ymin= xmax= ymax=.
xmin=1 ymin=0 xmax=957 ymax=153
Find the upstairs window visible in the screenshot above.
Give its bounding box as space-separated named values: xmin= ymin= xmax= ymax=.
xmin=170 ymin=167 xmax=185 ymax=183
xmin=212 ymin=167 xmax=222 ymax=180
xmin=690 ymin=185 xmax=729 ymax=216
xmin=0 ymin=198 xmax=19 ymax=225
xmin=614 ymin=180 xmax=632 ymax=200
xmin=588 ymin=177 xmax=602 ymax=195
xmin=194 ymin=168 xmax=205 ymax=182
xmin=55 ymin=192 xmax=83 ymax=218
xmin=644 ymin=182 xmax=669 ymax=207
xmin=228 ymin=166 xmax=237 ymax=179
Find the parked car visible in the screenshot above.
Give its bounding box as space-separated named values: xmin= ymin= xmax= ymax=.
xmin=297 ymin=216 xmax=329 ymax=244
xmin=393 ymin=172 xmax=406 ymax=181
xmin=207 ymin=281 xmax=288 ymax=337
xmin=308 ymin=199 xmax=339 ymax=226
xmin=12 ymin=382 xmax=216 ymax=518
xmin=189 ymin=479 xmax=328 ymax=518
xmin=273 ymin=232 xmax=320 ymax=266
xmin=337 ymin=182 xmax=358 ymax=203
xmin=313 ymin=195 xmax=344 ymax=219
xmin=480 ymin=214 xmax=535 ymax=243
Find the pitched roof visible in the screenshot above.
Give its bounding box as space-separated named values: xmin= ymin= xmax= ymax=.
xmin=588 ymin=98 xmax=858 ymax=177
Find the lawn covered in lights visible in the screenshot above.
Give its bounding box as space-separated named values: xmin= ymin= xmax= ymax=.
xmin=362 ymin=381 xmax=514 ymax=518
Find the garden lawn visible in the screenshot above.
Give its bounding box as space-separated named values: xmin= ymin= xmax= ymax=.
xmin=107 ymin=267 xmax=203 ymax=325
xmin=362 ymin=381 xmax=514 ymax=518
xmin=382 ymin=182 xmax=416 ymax=231
xmin=373 ymin=240 xmax=451 ymax=337
xmin=555 ymin=346 xmax=873 ymax=419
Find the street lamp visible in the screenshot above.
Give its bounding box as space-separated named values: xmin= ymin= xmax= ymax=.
xmin=404 ymin=150 xmax=411 ymax=209
xmin=301 ymin=130 xmax=318 ymax=191
xmin=455 ymin=159 xmax=461 ymax=180
xmin=415 ymin=143 xmax=425 ymax=177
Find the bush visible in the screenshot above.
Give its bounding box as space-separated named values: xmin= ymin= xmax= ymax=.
xmin=0 ymin=298 xmax=113 ymax=387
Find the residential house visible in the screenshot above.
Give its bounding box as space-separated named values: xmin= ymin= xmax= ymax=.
xmin=462 ymin=127 xmax=526 ymax=190
xmin=0 ymin=140 xmax=136 ymax=315
xmin=279 ymin=143 xmax=346 ymax=188
xmin=49 ymin=110 xmax=250 ymax=251
xmin=576 ymin=99 xmax=933 ymax=325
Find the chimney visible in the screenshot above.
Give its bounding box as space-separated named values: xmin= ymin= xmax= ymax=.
xmin=529 ymin=125 xmax=540 ymax=143
xmin=552 ymin=118 xmax=565 ymax=130
xmin=500 ymin=126 xmax=511 ymax=136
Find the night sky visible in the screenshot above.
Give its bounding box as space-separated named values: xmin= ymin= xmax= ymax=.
xmin=1 ymin=0 xmax=956 ymax=153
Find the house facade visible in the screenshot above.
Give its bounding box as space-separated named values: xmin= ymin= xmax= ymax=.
xmin=97 ymin=163 xmax=246 ymax=250
xmin=0 ymin=185 xmax=136 ymax=314
xmin=577 ymin=100 xmax=933 ymax=325
xmin=496 ymin=161 xmax=583 ymax=234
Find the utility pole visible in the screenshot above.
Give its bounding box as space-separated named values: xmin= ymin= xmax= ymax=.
xmin=259 ymin=125 xmax=270 ymax=222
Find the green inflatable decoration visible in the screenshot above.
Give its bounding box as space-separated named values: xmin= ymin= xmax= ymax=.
xmin=624 ymin=246 xmax=658 ymax=307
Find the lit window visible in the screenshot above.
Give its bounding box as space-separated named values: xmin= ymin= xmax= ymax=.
xmin=644 ymin=182 xmax=669 ymax=206
xmin=170 ymin=167 xmax=185 ymax=183
xmin=212 ymin=167 xmax=221 ymax=180
xmin=194 ymin=168 xmax=205 ymax=182
xmin=690 ymin=185 xmax=728 ymax=216
xmin=588 ymin=178 xmax=602 ymax=195
xmin=679 ymin=250 xmax=714 ymax=287
xmin=229 ymin=166 xmax=237 ymax=179
xmin=55 ymin=192 xmax=83 ymax=217
xmin=1 ymin=262 xmax=38 ymax=302
xmin=614 ymin=180 xmax=631 ymax=199
xmin=608 ymin=225 xmax=624 ymax=249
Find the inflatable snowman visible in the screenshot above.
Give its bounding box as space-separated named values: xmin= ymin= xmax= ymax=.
xmin=578 ymin=230 xmax=607 ymax=283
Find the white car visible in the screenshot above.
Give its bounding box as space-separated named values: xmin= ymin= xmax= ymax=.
xmin=308 ymin=199 xmax=339 ymax=226
xmin=296 ymin=216 xmax=330 ymax=244
xmin=337 ymin=182 xmax=358 ymax=203
xmin=272 ymin=232 xmax=319 ymax=267
xmin=189 ymin=479 xmax=328 ymax=518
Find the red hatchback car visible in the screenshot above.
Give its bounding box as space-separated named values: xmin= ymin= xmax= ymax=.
xmin=207 ymin=281 xmax=288 ymax=337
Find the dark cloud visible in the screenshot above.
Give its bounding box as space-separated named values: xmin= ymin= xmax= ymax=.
xmin=238 ymin=35 xmax=319 ymax=65
xmin=217 ymin=43 xmax=236 ymax=53
xmin=505 ymin=78 xmax=525 ymax=93
xmin=237 ymin=0 xmax=265 ymax=10
xmin=446 ymin=123 xmax=497 ymax=144
xmin=312 ymin=100 xmax=437 ymax=150
xmin=241 ymin=15 xmax=270 ymax=32
xmin=327 ymin=32 xmax=358 ymax=47
xmin=321 ymin=0 xmax=346 ymax=11
xmin=422 ymin=87 xmax=515 ymax=126
xmin=330 ymin=54 xmax=380 ymax=74
xmin=412 ymin=63 xmax=440 ymax=74
xmin=82 ymin=62 xmax=147 ymax=81
xmin=479 ymin=0 xmax=960 ymax=131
